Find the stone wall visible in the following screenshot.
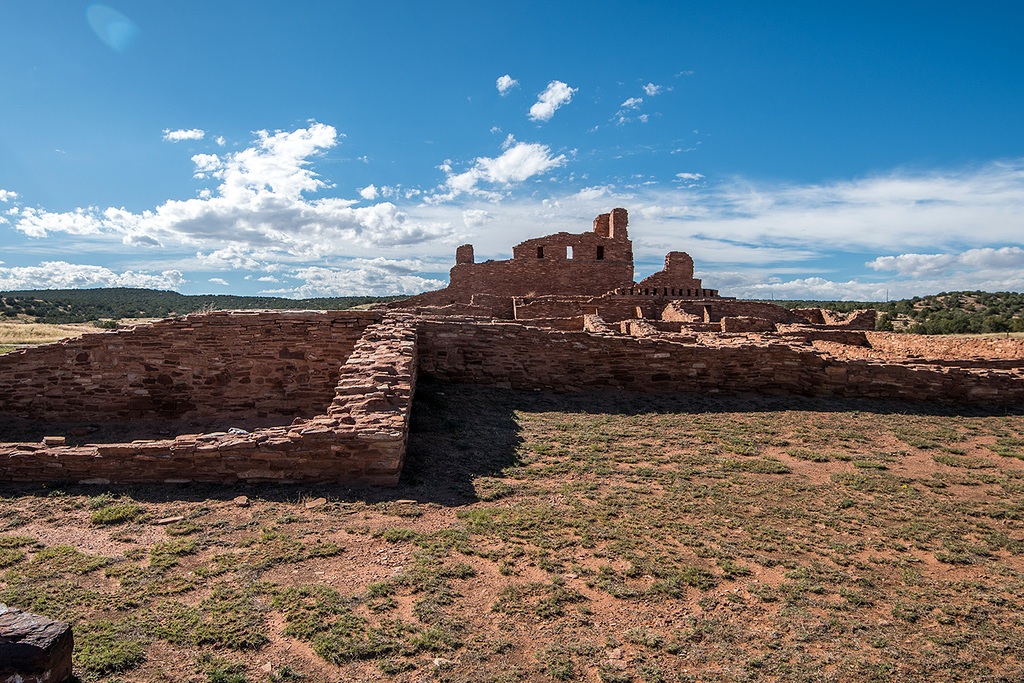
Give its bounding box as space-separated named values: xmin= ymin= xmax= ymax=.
xmin=0 ymin=314 xmax=417 ymax=485
xmin=446 ymin=257 xmax=634 ymax=300
xmin=416 ymin=318 xmax=1024 ymax=404
xmin=0 ymin=310 xmax=378 ymax=422
xmin=3 ymin=309 xmax=1021 ymax=485
xmin=866 ymin=332 xmax=1024 ymax=360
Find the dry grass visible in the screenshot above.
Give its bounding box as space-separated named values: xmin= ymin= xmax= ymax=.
xmin=0 ymin=321 xmax=107 ymax=347
xmin=1 ymin=383 xmax=1023 ymax=681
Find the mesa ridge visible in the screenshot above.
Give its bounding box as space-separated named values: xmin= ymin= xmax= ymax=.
xmin=1 ymin=209 xmax=1022 ymax=485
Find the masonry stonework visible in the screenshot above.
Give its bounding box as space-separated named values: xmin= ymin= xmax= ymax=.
xmin=1 ymin=209 xmax=1021 ymax=485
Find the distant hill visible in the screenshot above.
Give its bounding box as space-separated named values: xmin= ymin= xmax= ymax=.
xmin=768 ymin=290 xmax=1024 ymax=334
xmin=0 ymin=288 xmax=405 ymax=324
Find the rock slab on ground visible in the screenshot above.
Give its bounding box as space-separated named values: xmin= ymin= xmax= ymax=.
xmin=0 ymin=604 xmax=73 ymax=683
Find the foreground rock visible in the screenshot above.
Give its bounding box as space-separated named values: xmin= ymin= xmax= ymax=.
xmin=0 ymin=605 xmax=73 ymax=683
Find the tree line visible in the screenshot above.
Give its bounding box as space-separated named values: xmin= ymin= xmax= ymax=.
xmin=3 ymin=287 xmax=1022 ymax=335
xmin=770 ymin=291 xmax=1024 ymax=334
xmin=0 ymin=288 xmax=403 ymax=324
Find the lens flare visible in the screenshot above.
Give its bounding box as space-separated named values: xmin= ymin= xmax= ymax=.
xmin=86 ymin=4 xmax=140 ymax=54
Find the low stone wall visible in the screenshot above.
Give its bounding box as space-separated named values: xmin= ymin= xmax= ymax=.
xmin=515 ymin=294 xmax=719 ymax=322
xmin=775 ymin=326 xmax=871 ymax=347
xmin=416 ymin=318 xmax=1024 ymax=404
xmin=867 ymin=332 xmax=1024 ymax=360
xmin=0 ymin=313 xmax=417 ymax=485
xmin=0 ymin=310 xmax=379 ymax=421
xmin=3 ymin=311 xmax=1021 ymax=486
xmin=721 ymin=316 xmax=775 ymax=333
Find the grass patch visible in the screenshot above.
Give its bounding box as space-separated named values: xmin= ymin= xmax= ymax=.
xmin=933 ymin=454 xmax=996 ymax=469
xmin=90 ymin=503 xmax=141 ymax=525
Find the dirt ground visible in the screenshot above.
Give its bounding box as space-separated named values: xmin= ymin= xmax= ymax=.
xmin=1 ymin=382 xmax=1023 ymax=682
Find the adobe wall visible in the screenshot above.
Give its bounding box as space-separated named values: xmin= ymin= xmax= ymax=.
xmin=0 ymin=310 xmax=379 ymax=422
xmin=415 ymin=318 xmax=1024 ymax=405
xmin=0 ymin=314 xmax=417 ymax=485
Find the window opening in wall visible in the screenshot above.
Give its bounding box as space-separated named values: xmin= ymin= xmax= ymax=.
xmin=596 ymin=246 xmax=604 ymax=260
xmin=567 ymin=246 xmax=573 ymax=259
xmin=537 ymin=246 xmax=544 ymax=258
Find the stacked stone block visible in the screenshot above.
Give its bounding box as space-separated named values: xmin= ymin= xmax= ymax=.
xmin=0 ymin=312 xmax=417 ymax=485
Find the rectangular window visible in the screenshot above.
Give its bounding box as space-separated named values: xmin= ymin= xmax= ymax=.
xmin=537 ymin=246 xmax=544 ymax=258
xmin=567 ymin=246 xmax=573 ymax=259
xmin=596 ymin=246 xmax=604 ymax=260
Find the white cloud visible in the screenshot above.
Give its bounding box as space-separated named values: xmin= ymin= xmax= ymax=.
xmin=209 ymin=277 xmax=229 ymax=286
xmin=621 ymin=97 xmax=643 ymax=109
xmin=162 ymin=128 xmax=206 ymax=142
xmin=10 ymin=206 xmax=105 ymax=238
xmin=0 ymin=190 xmax=17 ymax=202
xmin=573 ymin=186 xmax=614 ymax=201
xmin=867 ymin=247 xmax=1024 ymax=278
xmin=496 ymin=74 xmax=519 ymax=95
xmin=666 ymin=161 xmax=1024 ymax=252
xmin=0 ymin=261 xmax=184 ymax=291
xmin=643 ymin=83 xmax=663 ymax=96
xmin=10 ymin=122 xmax=456 ymax=262
xmin=528 ymin=81 xmax=576 ymax=122
xmin=712 ymin=269 xmax=1024 ymax=302
xmin=215 ymin=136 xmax=226 ymax=146
xmin=265 ymin=258 xmax=446 ymax=297
xmin=675 ymin=173 xmax=704 ymax=181
xmin=462 ymin=209 xmax=493 ymax=229
xmin=434 ymin=137 xmax=567 ymax=201
xmin=359 ymin=184 xmax=379 ymax=200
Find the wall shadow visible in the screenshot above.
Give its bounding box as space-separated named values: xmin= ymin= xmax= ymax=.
xmin=3 ymin=380 xmax=1020 ymax=507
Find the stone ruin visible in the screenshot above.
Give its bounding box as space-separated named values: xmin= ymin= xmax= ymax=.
xmin=391 ymin=207 xmax=719 ymax=312
xmin=1 ymin=209 xmax=1022 ymax=486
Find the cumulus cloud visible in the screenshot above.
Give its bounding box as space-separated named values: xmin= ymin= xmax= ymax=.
xmin=0 ymin=190 xmax=17 ymax=202
xmin=434 ymin=136 xmax=567 ymax=201
xmin=462 ymin=209 xmax=493 ymax=228
xmin=209 ymin=277 xmax=229 ymax=286
xmin=643 ymin=83 xmax=663 ymax=96
xmin=528 ymin=81 xmax=576 ymax=122
xmin=496 ymin=74 xmax=519 ymax=95
xmin=162 ymin=128 xmax=205 ymax=142
xmin=867 ymin=247 xmax=1024 ymax=278
xmin=359 ymin=184 xmax=379 ymax=200
xmin=0 ymin=261 xmax=184 ymax=291
xmin=676 ymin=173 xmax=704 ymax=181
xmin=621 ymin=97 xmax=643 ymax=109
xmin=10 ymin=207 xmax=105 ymax=237
xmin=9 ymin=122 xmax=455 ymax=262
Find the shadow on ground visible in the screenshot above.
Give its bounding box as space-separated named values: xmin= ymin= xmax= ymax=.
xmin=2 ymin=378 xmax=1022 ymax=508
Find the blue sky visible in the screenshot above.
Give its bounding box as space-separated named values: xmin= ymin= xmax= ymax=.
xmin=2 ymin=1 xmax=1023 ymax=300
